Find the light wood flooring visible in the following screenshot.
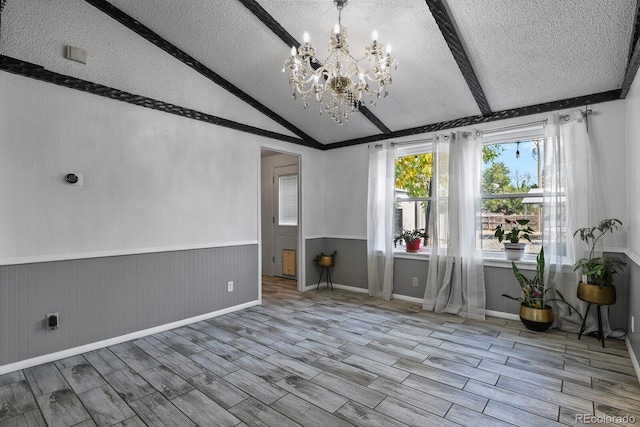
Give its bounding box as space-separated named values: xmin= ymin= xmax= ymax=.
xmin=1 ymin=275 xmax=639 ymax=426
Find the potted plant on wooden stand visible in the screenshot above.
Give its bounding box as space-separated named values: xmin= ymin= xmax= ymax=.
xmin=494 ymin=219 xmax=534 ymax=261
xmin=573 ymin=218 xmax=626 ymax=306
xmin=503 ymin=248 xmax=570 ymax=332
xmin=393 ymin=229 xmax=427 ymax=253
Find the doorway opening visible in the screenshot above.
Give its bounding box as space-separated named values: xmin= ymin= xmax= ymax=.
xmin=260 ymin=148 xmax=301 ymax=293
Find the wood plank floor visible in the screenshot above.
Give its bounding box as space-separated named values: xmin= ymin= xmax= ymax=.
xmin=1 ymin=276 xmax=639 ymax=426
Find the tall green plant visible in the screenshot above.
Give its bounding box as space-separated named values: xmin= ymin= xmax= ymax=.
xmin=503 ymin=248 xmax=572 ymax=313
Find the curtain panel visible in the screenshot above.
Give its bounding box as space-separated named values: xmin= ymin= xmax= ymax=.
xmin=366 ymin=142 xmax=396 ymax=300
xmin=544 ymin=111 xmax=610 ymax=334
xmin=423 ymin=131 xmax=485 ymax=319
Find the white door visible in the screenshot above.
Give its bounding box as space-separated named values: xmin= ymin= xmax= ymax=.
xmin=273 ymin=165 xmax=298 ymax=278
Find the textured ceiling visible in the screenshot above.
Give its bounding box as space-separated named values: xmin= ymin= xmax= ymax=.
xmin=1 ymin=0 xmax=638 ymax=147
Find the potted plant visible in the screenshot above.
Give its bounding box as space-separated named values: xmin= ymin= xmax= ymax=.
xmin=494 ymin=219 xmax=534 ymax=261
xmin=573 ymin=218 xmax=626 ymax=305
xmin=393 ymin=229 xmax=427 ymax=253
xmin=503 ymin=248 xmax=570 ymax=332
xmin=314 ymin=251 xmax=337 ymax=268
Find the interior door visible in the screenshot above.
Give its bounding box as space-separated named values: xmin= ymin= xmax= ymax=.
xmin=273 ymin=165 xmax=298 ymax=278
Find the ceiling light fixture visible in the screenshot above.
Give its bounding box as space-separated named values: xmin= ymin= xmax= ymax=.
xmin=283 ymin=0 xmax=396 ymax=125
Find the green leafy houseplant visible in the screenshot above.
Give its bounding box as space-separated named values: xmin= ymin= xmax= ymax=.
xmin=494 ymin=219 xmax=534 ymax=244
xmin=502 ymin=248 xmax=568 ymax=309
xmin=393 ymin=229 xmax=427 ymax=247
xmin=573 ymin=218 xmax=626 ymax=289
xmin=502 ymin=248 xmax=578 ymax=332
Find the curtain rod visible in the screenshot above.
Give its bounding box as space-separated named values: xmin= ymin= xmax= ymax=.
xmin=381 ymin=108 xmax=594 ymax=148
xmin=484 ymin=108 xmax=592 ymax=135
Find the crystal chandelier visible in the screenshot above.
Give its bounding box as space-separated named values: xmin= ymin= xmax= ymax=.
xmin=283 ymin=0 xmax=397 ymax=125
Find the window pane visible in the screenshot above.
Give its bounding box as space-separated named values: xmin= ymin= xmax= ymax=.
xmin=395 ymin=153 xmax=433 ymax=198
xmin=482 ymin=140 xmax=543 ymax=194
xmin=279 ymin=175 xmax=297 ymax=226
xmin=481 ymin=199 xmax=542 ymax=254
xmin=481 ymin=140 xmax=544 ymax=254
xmin=394 ymin=200 xmax=430 ymax=247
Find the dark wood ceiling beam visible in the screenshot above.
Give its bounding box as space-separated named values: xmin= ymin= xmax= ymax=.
xmin=621 ymin=1 xmax=640 ymax=98
xmin=425 ymin=0 xmax=492 ymax=116
xmin=0 ymin=55 xmax=308 ymax=146
xmin=237 ymin=0 xmax=392 ymax=135
xmin=323 ymin=90 xmax=621 ymax=150
xmin=83 ymin=0 xmax=321 ymax=148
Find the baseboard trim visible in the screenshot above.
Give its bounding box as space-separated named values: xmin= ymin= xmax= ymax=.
xmin=0 ymin=300 xmax=260 ymax=375
xmin=626 ymin=337 xmax=640 ymax=385
xmin=485 ymin=309 xmax=520 ymax=321
xmin=302 ymin=282 xmax=369 ymax=294
xmin=392 ymin=294 xmax=424 ymax=304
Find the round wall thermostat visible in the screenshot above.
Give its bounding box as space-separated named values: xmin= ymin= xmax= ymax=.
xmin=65 ymin=173 xmax=79 ymax=184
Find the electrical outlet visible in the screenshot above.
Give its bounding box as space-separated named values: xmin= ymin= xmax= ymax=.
xmin=46 ymin=313 xmax=59 ymax=330
xmin=412 ymin=277 xmax=419 ymax=287
xmin=228 ymin=281 xmax=234 ymax=292
xmin=632 ymin=315 xmax=635 ymax=333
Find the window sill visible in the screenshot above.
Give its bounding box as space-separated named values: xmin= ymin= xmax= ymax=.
xmin=393 ymin=249 xmax=573 ymax=271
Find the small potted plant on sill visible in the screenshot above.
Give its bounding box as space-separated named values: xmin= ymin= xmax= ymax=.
xmin=503 ymin=248 xmax=572 ymax=332
xmin=393 ymin=229 xmax=427 ymax=253
xmin=314 ymin=251 xmax=337 ymax=268
xmin=494 ymin=219 xmax=534 ymax=261
xmin=573 ymin=218 xmax=626 ymax=305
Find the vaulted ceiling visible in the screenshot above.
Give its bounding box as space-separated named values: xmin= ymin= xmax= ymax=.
xmin=1 ymin=0 xmax=639 ymax=150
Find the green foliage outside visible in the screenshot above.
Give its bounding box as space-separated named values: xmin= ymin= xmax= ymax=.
xmin=395 ymin=154 xmax=433 ymax=198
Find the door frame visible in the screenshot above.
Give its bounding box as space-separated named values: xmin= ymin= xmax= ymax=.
xmin=258 ymin=147 xmax=303 ymax=300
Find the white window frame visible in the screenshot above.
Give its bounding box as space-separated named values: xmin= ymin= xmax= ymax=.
xmin=480 ymin=125 xmax=547 ymax=260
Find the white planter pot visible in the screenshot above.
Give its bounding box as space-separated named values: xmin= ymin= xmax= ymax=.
xmin=504 ymin=242 xmax=526 ymax=261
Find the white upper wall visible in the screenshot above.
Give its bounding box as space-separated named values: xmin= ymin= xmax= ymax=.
xmin=0 ymin=72 xmax=324 ymax=265
xmin=323 ymin=145 xmax=369 ymax=239
xmin=627 ymin=75 xmax=640 ymax=257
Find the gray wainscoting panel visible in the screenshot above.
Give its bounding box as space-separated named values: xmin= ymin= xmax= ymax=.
xmin=392 ymin=258 xmax=428 ymax=299
xmin=484 ymin=265 xmax=521 ymax=315
xmin=628 ymin=256 xmax=640 ymax=369
xmin=305 ymin=238 xmax=326 ymax=288
xmin=305 ymin=238 xmax=367 ymax=289
xmin=0 ymin=245 xmax=258 ymax=367
xmin=607 ymin=252 xmax=630 ymax=334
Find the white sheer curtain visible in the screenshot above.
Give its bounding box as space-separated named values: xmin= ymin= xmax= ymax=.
xmin=544 ymin=111 xmax=608 ymax=334
xmin=367 ymin=142 xmax=396 ymax=300
xmin=423 ymin=131 xmax=485 ymax=319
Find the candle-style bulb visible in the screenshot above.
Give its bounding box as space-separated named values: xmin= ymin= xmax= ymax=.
xmin=386 ymin=44 xmax=392 ymax=54
xmin=290 ymin=46 xmax=296 ymax=56
xmin=303 ymin=32 xmax=310 ymax=43
xmin=372 ymin=30 xmax=378 ymax=41
xmin=334 ymin=23 xmax=340 ymax=34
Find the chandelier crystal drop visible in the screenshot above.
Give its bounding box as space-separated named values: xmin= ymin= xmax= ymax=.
xmin=283 ymin=0 xmax=397 ymax=125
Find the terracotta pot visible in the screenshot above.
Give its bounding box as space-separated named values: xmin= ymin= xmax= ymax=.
xmin=405 ymin=239 xmax=421 ymax=252
xmin=317 ymin=256 xmax=334 ymax=268
xmin=519 ymin=304 xmax=553 ymax=332
xmin=504 ymin=242 xmax=526 ymax=261
xmin=577 ymin=282 xmax=616 ymax=305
